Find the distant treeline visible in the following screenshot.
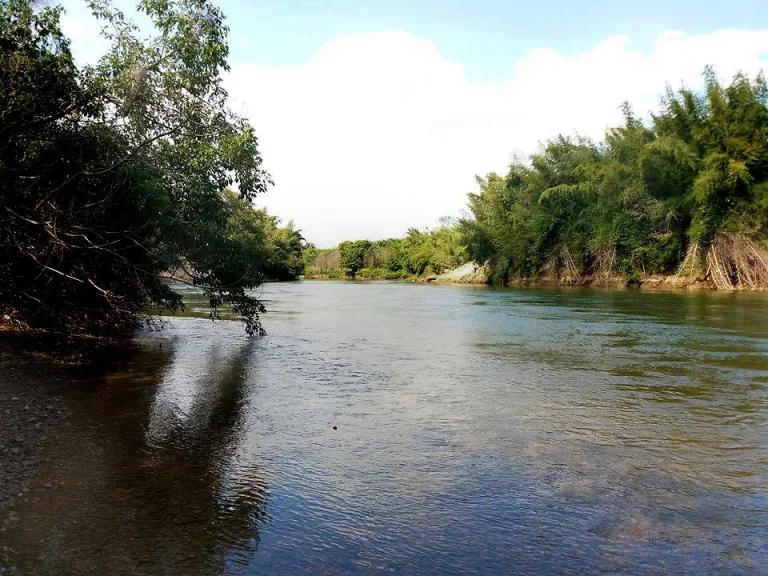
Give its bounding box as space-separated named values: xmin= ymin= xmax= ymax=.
xmin=459 ymin=69 xmax=768 ymax=289
xmin=306 ymin=69 xmax=768 ymax=289
xmin=303 ymin=225 xmax=465 ymax=279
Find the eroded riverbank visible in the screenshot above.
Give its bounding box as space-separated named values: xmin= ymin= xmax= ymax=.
xmin=305 ymin=261 xmax=767 ymax=291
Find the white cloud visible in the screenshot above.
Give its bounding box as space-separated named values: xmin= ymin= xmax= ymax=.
xmin=227 ymin=29 xmax=768 ymax=247
xmin=58 ymin=7 xmax=768 ymax=246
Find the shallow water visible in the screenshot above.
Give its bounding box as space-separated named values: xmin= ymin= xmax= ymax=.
xmin=2 ymin=281 xmax=768 ymax=575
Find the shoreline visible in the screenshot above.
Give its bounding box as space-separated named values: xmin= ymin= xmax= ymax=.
xmin=301 ymin=272 xmax=768 ymax=293
xmin=4 ymin=272 xmax=765 ymax=341
xmin=301 ymin=269 xmax=755 ymax=293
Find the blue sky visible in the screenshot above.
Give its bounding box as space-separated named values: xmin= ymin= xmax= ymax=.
xmin=220 ymin=0 xmax=768 ymax=77
xmin=62 ymin=1 xmax=768 ymax=246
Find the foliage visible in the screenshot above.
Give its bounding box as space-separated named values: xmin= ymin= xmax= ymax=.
xmin=460 ymin=70 xmax=768 ymax=286
xmin=305 ymin=225 xmax=466 ymax=279
xmin=339 ymin=240 xmax=371 ymax=277
xmin=0 ymin=0 xmax=284 ymax=335
xmin=219 ymin=190 xmax=307 ymax=282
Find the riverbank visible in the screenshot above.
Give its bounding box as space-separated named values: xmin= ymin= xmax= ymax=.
xmin=302 ymin=261 xmax=489 ymax=284
xmin=303 ymin=262 xmax=747 ymax=291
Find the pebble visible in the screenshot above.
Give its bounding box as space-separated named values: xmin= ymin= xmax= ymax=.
xmin=1 ymin=360 xmax=69 ymax=539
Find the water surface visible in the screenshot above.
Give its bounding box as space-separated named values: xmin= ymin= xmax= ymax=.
xmin=2 ymin=282 xmax=768 ymax=574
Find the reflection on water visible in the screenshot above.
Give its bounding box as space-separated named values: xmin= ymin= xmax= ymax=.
xmin=2 ymin=282 xmax=768 ymax=575
xmin=2 ymin=333 xmax=267 ymax=575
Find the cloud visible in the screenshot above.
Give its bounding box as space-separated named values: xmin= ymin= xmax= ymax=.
xmin=58 ymin=7 xmax=768 ymax=246
xmin=227 ymin=29 xmax=768 ymax=247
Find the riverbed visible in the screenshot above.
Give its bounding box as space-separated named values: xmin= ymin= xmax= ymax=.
xmin=1 ymin=281 xmax=767 ymax=574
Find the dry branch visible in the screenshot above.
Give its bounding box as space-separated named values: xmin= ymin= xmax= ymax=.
xmin=558 ymin=245 xmax=582 ymax=285
xmin=704 ymin=234 xmax=768 ymax=291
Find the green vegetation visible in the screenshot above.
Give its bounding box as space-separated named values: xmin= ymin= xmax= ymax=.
xmin=305 ymin=224 xmax=466 ymax=279
xmin=460 ymin=69 xmax=768 ymax=289
xmin=0 ymin=0 xmax=303 ymax=336
xmin=3 ymin=0 xmax=766 ymax=346
xmin=306 ymin=71 xmax=768 ymax=290
xmin=221 ymin=191 xmax=307 ymax=282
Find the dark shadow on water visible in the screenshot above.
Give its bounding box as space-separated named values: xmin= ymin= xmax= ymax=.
xmin=2 ymin=332 xmax=267 ymax=576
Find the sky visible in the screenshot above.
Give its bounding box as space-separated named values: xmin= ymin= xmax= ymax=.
xmin=61 ymin=0 xmax=768 ymax=247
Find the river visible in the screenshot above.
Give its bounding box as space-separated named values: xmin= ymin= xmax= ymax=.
xmin=1 ymin=281 xmax=767 ymax=575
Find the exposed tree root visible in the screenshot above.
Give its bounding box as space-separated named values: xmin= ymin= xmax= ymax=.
xmin=506 ymin=235 xmax=768 ymax=291
xmin=677 ymin=242 xmax=706 ymax=279
xmin=705 ymin=234 xmax=768 ymax=291
xmin=558 ymin=245 xmax=583 ymax=285
xmin=591 ymin=246 xmax=628 ymax=286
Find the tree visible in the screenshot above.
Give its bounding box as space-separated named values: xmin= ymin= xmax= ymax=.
xmin=0 ymin=0 xmax=272 ymax=335
xmin=459 ymin=69 xmax=768 ymax=288
xmin=339 ymin=240 xmax=370 ymax=276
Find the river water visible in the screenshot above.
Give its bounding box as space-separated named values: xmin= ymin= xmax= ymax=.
xmin=1 ymin=281 xmax=767 ymax=575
